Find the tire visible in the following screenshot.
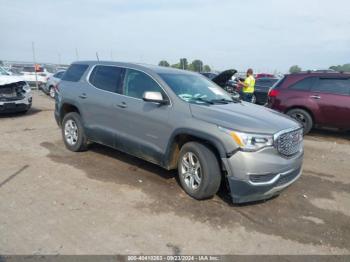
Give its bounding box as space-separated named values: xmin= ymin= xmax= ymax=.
xmin=49 ymin=86 xmax=55 ymax=98
xmin=287 ymin=108 xmax=313 ymax=134
xmin=177 ymin=142 xmax=221 ymax=200
xmin=251 ymin=94 xmax=257 ymax=104
xmin=62 ymin=112 xmax=88 ymax=152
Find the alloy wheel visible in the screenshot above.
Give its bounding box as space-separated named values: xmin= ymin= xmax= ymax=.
xmin=64 ymin=119 xmax=78 ymax=145
xmin=180 ymin=152 xmax=202 ymax=191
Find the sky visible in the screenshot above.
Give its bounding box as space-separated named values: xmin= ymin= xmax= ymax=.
xmin=0 ymin=0 xmax=349 ymax=73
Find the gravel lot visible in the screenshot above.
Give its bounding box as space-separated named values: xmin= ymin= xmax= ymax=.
xmin=0 ymin=91 xmax=349 ymax=255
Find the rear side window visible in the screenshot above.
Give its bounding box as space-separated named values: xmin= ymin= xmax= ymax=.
xmin=271 ymin=77 xmax=285 ymax=90
xmin=62 ymin=64 xmax=89 ymax=82
xmin=289 ymin=77 xmax=316 ymax=91
xmin=89 ymin=65 xmax=124 ymax=93
xmin=312 ymin=78 xmax=350 ymax=95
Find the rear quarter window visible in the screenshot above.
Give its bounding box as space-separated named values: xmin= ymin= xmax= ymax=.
xmin=62 ymin=64 xmax=89 ymax=82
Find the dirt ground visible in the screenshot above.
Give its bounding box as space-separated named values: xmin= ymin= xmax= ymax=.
xmin=0 ymin=91 xmax=349 ymax=255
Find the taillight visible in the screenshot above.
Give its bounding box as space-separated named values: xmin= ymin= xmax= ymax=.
xmin=268 ymin=89 xmax=279 ymax=97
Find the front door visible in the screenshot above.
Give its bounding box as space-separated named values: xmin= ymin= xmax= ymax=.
xmin=116 ymin=68 xmax=172 ymax=164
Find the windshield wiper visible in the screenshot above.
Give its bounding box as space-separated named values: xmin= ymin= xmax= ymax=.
xmin=191 ymin=97 xmax=214 ymax=105
xmin=210 ymin=98 xmax=237 ymax=104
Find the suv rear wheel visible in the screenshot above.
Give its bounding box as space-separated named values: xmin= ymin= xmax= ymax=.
xmin=287 ymin=108 xmax=313 ymax=134
xmin=178 ymin=142 xmax=221 ymax=200
xmin=62 ymin=112 xmax=88 ymax=152
xmin=49 ymin=86 xmax=55 ymax=98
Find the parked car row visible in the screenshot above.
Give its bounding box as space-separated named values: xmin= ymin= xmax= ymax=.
xmin=2 ymin=60 xmax=349 ymax=204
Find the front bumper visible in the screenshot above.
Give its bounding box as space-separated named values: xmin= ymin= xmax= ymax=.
xmin=222 ymin=147 xmax=303 ymax=203
xmin=0 ymin=93 xmax=32 ymax=113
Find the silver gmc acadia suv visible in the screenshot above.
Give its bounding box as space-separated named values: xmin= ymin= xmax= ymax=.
xmin=55 ymin=61 xmax=304 ymax=203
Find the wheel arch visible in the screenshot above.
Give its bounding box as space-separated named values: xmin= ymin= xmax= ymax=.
xmin=162 ymin=129 xmax=227 ymax=170
xmin=285 ymin=106 xmax=315 ymax=125
xmin=59 ymin=102 xmax=81 ymax=125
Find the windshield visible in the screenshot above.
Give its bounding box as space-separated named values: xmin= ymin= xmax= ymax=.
xmin=0 ymin=67 xmax=9 ymax=75
xmin=159 ymin=73 xmax=234 ymax=104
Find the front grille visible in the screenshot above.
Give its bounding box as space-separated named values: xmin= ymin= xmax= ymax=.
xmin=0 ymin=82 xmax=26 ymax=101
xmin=275 ymin=128 xmax=303 ymax=157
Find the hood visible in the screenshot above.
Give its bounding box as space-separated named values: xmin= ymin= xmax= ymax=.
xmin=190 ymin=102 xmax=300 ymax=134
xmin=211 ymin=69 xmax=237 ymax=87
xmin=0 ymin=75 xmax=25 ymax=86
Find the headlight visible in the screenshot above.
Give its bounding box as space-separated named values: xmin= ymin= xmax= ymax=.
xmin=218 ymin=126 xmax=273 ymax=151
xmin=22 ymin=83 xmax=31 ymax=92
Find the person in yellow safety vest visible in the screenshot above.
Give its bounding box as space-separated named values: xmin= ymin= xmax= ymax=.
xmin=238 ymin=68 xmax=255 ymax=102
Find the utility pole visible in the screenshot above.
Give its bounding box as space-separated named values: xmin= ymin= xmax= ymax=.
xmin=31 ymin=42 xmax=39 ymax=90
xmin=75 ymin=48 xmax=79 ymax=61
xmin=96 ymin=52 xmax=100 ymax=61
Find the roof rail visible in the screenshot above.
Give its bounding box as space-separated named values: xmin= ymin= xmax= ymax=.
xmin=292 ymin=70 xmax=349 ymax=74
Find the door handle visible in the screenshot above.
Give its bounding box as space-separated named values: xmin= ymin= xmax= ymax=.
xmin=79 ymin=93 xmax=87 ymax=99
xmin=310 ymin=95 xmax=321 ymax=100
xmin=116 ymin=102 xmax=127 ymax=108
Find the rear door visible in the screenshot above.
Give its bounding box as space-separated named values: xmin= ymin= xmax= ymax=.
xmin=82 ymin=65 xmax=125 ymax=147
xmin=311 ymin=77 xmax=350 ymax=128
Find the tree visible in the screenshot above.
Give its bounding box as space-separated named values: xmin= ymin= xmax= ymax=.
xmin=203 ymin=65 xmax=211 ymax=72
xmin=329 ymin=63 xmax=350 ymax=72
xmin=190 ymin=59 xmax=203 ymax=72
xmin=158 ymin=60 xmax=170 ymax=67
xmin=171 ymin=63 xmax=180 ymax=69
xmin=289 ymin=65 xmax=302 ymax=74
xmin=179 ymin=58 xmax=188 ymax=70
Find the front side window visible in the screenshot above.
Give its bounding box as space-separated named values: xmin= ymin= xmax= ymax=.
xmin=289 ymin=77 xmax=316 ymax=91
xmin=160 ymin=73 xmax=233 ymax=104
xmin=62 ymin=64 xmax=89 ymax=82
xmin=89 ymin=65 xmax=124 ymax=93
xmin=312 ymin=78 xmax=350 ymax=95
xmin=123 ymin=69 xmax=164 ymax=99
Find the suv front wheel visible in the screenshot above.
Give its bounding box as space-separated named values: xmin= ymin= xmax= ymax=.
xmin=62 ymin=112 xmax=88 ymax=152
xmin=178 ymin=142 xmax=221 ymax=200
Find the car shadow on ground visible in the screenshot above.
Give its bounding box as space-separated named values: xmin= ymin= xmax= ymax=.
xmin=0 ymin=107 xmax=43 ymax=118
xmin=41 ymin=140 xmax=350 ymax=250
xmin=307 ymin=128 xmax=350 ymax=144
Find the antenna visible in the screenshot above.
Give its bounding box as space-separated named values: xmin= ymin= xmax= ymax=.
xmin=75 ymin=48 xmax=79 ymax=61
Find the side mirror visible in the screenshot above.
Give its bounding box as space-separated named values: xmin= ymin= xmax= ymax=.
xmin=142 ymin=91 xmax=168 ymax=105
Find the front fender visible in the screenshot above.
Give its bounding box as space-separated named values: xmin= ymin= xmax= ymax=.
xmin=162 ymin=127 xmax=237 ymax=169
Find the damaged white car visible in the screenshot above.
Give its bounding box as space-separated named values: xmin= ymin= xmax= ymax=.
xmin=0 ymin=67 xmax=32 ymax=113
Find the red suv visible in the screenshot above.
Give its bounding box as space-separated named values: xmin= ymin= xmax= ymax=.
xmin=267 ymin=71 xmax=350 ymax=134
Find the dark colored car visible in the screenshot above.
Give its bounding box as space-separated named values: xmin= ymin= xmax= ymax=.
xmin=267 ymin=72 xmax=350 ymax=134
xmin=254 ymin=77 xmax=279 ymax=105
xmin=200 ymin=69 xmax=239 ymax=95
